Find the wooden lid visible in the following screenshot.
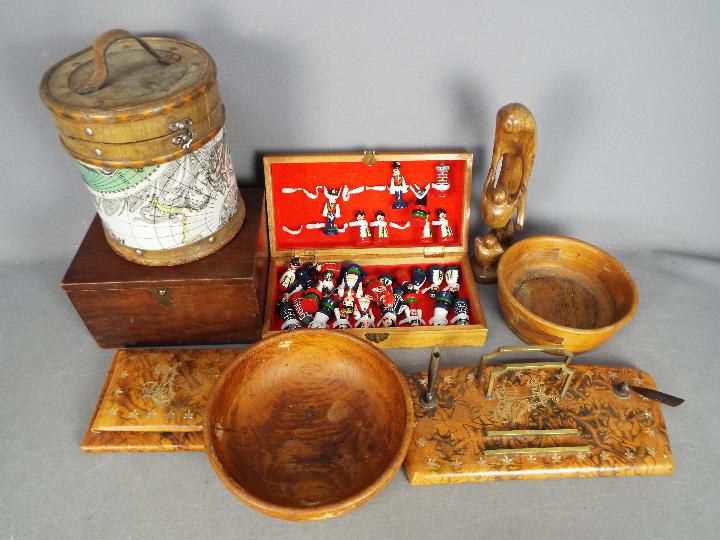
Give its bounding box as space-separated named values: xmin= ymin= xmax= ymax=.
xmin=39 ymin=30 xmax=222 ymax=166
xmin=263 ymin=151 xmax=473 ymax=259
xmin=40 ymin=29 xmax=216 ymax=122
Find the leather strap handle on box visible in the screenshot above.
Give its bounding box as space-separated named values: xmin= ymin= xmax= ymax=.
xmin=74 ymin=29 xmax=181 ymax=94
xmin=477 ymin=344 xmax=575 ymax=399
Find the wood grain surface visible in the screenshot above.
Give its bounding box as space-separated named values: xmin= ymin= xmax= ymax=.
xmin=404 ymin=364 xmax=673 ymax=484
xmin=81 ymin=348 xmax=241 ymax=452
xmin=62 ymin=188 xmax=268 ymax=348
xmin=204 ymin=330 xmax=414 ymax=521
xmin=497 ymin=236 xmax=638 ymax=353
xmin=92 ymin=349 xmax=240 ymax=432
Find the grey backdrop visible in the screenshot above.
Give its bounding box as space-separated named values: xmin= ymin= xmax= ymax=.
xmin=1 ymin=1 xmax=719 ymax=539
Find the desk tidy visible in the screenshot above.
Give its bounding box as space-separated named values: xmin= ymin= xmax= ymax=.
xmin=472 ymin=103 xmax=537 ymax=283
xmin=261 ymin=151 xmax=488 ymax=348
xmin=39 ymin=29 xmax=245 ymax=265
xmin=404 ymin=345 xmax=683 ymax=485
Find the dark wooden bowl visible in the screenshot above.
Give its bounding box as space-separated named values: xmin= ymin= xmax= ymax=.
xmin=497 ymin=236 xmax=638 ymax=353
xmin=204 ymin=330 xmax=414 ymax=521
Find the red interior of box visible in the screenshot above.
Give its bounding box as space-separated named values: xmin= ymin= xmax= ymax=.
xmin=269 ymin=159 xmax=467 ymax=251
xmin=268 ymin=260 xmax=478 ymax=330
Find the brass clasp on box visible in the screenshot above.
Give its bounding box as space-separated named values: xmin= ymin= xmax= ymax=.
xmin=150 ymin=287 xmax=172 ymax=308
xmin=477 ymin=345 xmax=575 ymax=399
xmin=365 ymin=332 xmax=389 ymax=344
xmin=169 ymin=117 xmax=194 ymax=151
xmin=362 ymin=150 xmax=377 ymax=166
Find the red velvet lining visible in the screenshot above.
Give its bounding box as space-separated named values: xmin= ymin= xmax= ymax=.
xmin=269 ymin=260 xmax=477 ymax=330
xmin=270 ymin=159 xmax=466 ymax=250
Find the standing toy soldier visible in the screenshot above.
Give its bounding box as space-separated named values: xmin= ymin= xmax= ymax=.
xmin=322 ymin=187 xmax=341 ymax=235
xmin=399 ymin=293 xmax=425 ymax=326
xmin=370 ymin=211 xmax=389 ymax=242
xmin=432 ymin=208 xmax=454 ymax=241
xmin=347 ymin=210 xmax=372 ymax=244
xmin=389 ymin=161 xmax=409 ymax=209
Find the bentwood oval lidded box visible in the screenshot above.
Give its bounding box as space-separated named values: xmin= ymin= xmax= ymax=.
xmin=39 ymin=29 xmax=245 ymax=265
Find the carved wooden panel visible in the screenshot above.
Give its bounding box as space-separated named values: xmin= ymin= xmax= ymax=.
xmin=82 ymin=348 xmax=240 ymax=452
xmin=404 ymin=365 xmax=674 ymax=484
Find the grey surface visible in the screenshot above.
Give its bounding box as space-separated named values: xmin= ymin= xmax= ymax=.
xmin=1 ymin=1 xmax=719 ymax=539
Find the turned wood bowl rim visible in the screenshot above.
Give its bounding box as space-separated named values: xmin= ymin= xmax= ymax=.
xmin=203 ymin=329 xmax=415 ymax=521
xmin=497 ymin=235 xmax=639 ymax=334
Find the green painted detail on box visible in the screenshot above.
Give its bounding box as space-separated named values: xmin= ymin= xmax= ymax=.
xmin=76 ymin=162 xmax=158 ymax=193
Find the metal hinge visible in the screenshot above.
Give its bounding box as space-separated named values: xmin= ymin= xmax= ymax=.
xmin=423 ymin=246 xmax=445 ymax=257
xmin=293 ymin=250 xmax=316 ymax=259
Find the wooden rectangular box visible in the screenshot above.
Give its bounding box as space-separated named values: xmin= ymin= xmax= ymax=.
xmin=63 ymin=187 xmax=268 ymax=348
xmin=262 ymin=151 xmax=488 ymax=348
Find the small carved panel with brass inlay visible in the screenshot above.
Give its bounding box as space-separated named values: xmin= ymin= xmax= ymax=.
xmin=404 ymin=361 xmax=675 ymax=485
xmin=92 ymin=348 xmax=239 ymax=432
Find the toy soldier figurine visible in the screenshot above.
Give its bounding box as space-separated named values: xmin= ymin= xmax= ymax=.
xmin=450 ymin=297 xmax=470 ymax=325
xmin=399 ymin=293 xmax=425 ymax=326
xmin=309 ymin=296 xmax=338 ymax=329
xmin=283 ymin=262 xmax=317 ymax=300
xmin=376 ymin=274 xmax=398 ymax=327
xmin=378 ymin=273 xmax=395 ymax=288
xmin=353 ymin=294 xmax=375 ymax=328
xmin=333 ymin=304 xmax=352 ymax=329
xmin=299 ymin=287 xmax=323 ymax=322
xmin=428 ymin=291 xmax=455 ymax=326
xmin=432 ymin=208 xmax=453 ymax=241
xmin=315 ymin=262 xmax=341 ymax=294
xmin=412 ymin=210 xmax=432 ymax=243
xmin=337 ymin=263 xmax=364 ymax=299
xmin=370 ymin=211 xmax=389 ymax=242
xmin=363 ymin=276 xmax=395 ymax=309
xmin=389 ymin=161 xmax=409 ymax=209
xmin=322 ymin=187 xmax=341 ymax=235
xmin=405 ymin=267 xmax=427 ymax=293
xmin=443 ymin=265 xmax=461 ymax=293
xmin=340 ymin=288 xmax=356 ymax=319
xmin=279 ymin=257 xmax=301 ymax=292
xmin=347 ymin=209 xmax=372 ymax=244
xmin=276 ymin=299 xmax=302 ymax=331
xmin=432 ymin=162 xmax=450 ymax=197
xmin=421 ymin=265 xmax=444 ymax=298
xmin=409 ymin=182 xmax=431 ymax=208
xmin=288 ymin=289 xmax=310 ymax=326
xmin=377 ymin=303 xmax=397 ymax=327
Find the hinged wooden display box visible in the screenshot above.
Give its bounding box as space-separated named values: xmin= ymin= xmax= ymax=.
xmin=63 ymin=187 xmax=268 ymax=348
xmin=262 ymin=151 xmax=487 ymax=348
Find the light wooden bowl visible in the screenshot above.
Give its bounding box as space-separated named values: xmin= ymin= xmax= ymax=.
xmin=497 ymin=236 xmax=638 ymax=353
xmin=204 ymin=330 xmax=414 ymax=521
